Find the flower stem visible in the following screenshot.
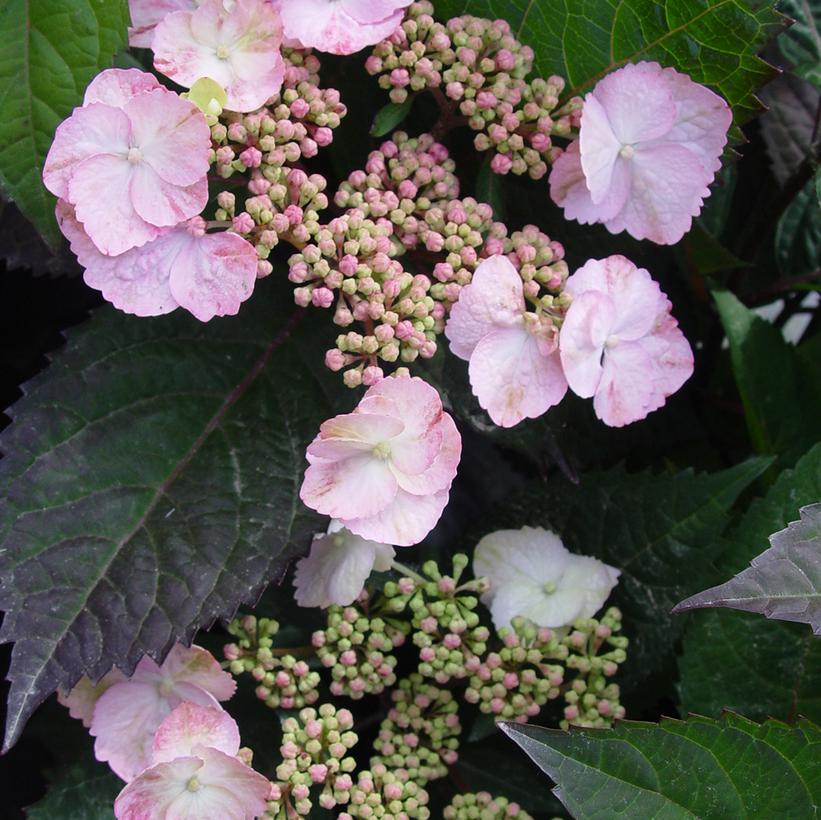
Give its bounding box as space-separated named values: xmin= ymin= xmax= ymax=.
xmin=390 ymin=559 xmax=427 ymax=585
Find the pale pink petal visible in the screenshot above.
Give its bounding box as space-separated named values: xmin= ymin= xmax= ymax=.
xmin=358 ymin=375 xmax=447 ymax=444
xmin=114 ymin=750 xmax=269 ymax=820
xmin=639 ymin=314 xmax=694 ymax=400
xmin=58 ymin=670 xmax=127 ymax=728
xmin=468 ymin=326 xmax=567 ymax=428
xmin=590 ymin=61 xmax=676 ymax=145
xmin=128 ymin=0 xmax=196 ymax=47
xmin=593 ymin=340 xmax=658 ymax=427
xmin=604 ymin=142 xmax=712 ymax=245
xmin=300 ymin=454 xmax=398 ymax=519
xmin=340 ymin=0 xmax=411 ymax=24
xmin=43 ymin=103 xmax=131 ymax=199
xmin=160 ymin=644 xmax=237 ymax=701
xmin=125 ymin=89 xmax=210 ymax=186
xmin=152 ymin=703 xmax=240 ymax=763
xmin=84 ymin=68 xmax=163 ymax=106
xmin=659 ymin=66 xmax=732 ymax=175
xmin=130 ymin=165 xmax=208 ymax=228
xmin=578 ymin=94 xmax=627 ymax=215
xmin=312 ymin=412 xmax=405 ymax=450
xmin=445 ymin=255 xmax=525 ymax=360
xmin=345 ymin=487 xmax=450 ymax=547
xmin=559 ymin=290 xmax=615 ymax=399
xmin=68 ymin=154 xmax=163 ymax=256
xmin=548 ymin=141 xmax=603 ymax=226
xmin=392 ymin=412 xmax=461 ymax=496
xmin=153 ymin=11 xmax=230 ymax=87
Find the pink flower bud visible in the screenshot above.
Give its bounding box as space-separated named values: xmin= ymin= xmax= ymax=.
xmin=491 ymin=153 xmax=514 ymax=175
xmin=312 ymin=287 xmax=334 ymax=309
xmin=290 ymin=98 xmax=310 ymax=118
xmin=239 ymin=146 xmax=262 ymax=167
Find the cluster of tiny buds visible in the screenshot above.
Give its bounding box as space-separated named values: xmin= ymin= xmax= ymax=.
xmin=384 ymin=555 xmax=491 ymax=683
xmin=560 ymin=607 xmax=628 ymax=729
xmin=267 ymin=704 xmax=358 ymax=817
xmin=224 ymin=616 xmax=320 ymax=711
xmin=465 ymin=617 xmax=566 ymax=723
xmin=312 ymin=590 xmax=407 ymax=699
xmin=371 ymin=673 xmax=461 ymax=784
xmin=338 ymin=763 xmax=431 ymax=819
xmin=367 ymin=2 xmax=581 ymax=178
xmin=443 ymin=792 xmax=534 ymax=820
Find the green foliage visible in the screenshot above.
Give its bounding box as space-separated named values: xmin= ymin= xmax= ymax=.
xmin=0 ymin=278 xmax=349 ymax=751
xmin=501 ymin=714 xmax=821 ymax=819
xmin=488 ymin=458 xmax=770 ymax=687
xmin=777 ymin=0 xmax=821 ymax=86
xmin=715 ymin=290 xmax=820 ymax=464
xmin=776 ymin=179 xmax=821 ymax=275
xmin=0 ymin=0 xmax=130 ymax=248
xmin=674 ymin=504 xmax=821 ymax=633
xmin=678 ymin=444 xmax=821 ymax=722
xmin=435 ymin=0 xmax=783 ymax=124
xmin=371 ymin=98 xmax=414 ymax=136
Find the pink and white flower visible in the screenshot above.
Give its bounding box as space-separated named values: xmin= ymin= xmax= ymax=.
xmin=294 ymin=520 xmax=395 ymax=608
xmin=43 ymin=69 xmax=210 ymax=256
xmin=300 ymin=375 xmax=460 ymax=546
xmin=549 ymin=61 xmax=731 ymax=245
xmin=277 ymin=0 xmax=412 ymax=55
xmin=57 ymin=202 xmax=257 ymax=321
xmin=128 ymin=0 xmax=197 ymax=47
xmin=114 ymin=703 xmax=270 ymax=819
xmin=85 ymin=644 xmax=236 ymax=781
xmin=444 ymin=255 xmax=567 ymax=427
xmin=153 ymin=0 xmax=285 ymax=112
xmin=559 ymin=255 xmax=694 ymax=427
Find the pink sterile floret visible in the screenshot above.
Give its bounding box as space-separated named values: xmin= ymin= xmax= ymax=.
xmin=153 ymin=0 xmax=285 ymax=112
xmin=88 ymin=643 xmax=236 ymax=781
xmin=559 ymin=255 xmax=694 ymax=427
xmin=300 ymin=375 xmax=461 ymax=546
xmin=444 ymin=255 xmax=567 ymax=428
xmin=43 ymin=69 xmax=210 ymax=257
xmin=277 ymin=0 xmax=412 ymax=56
xmin=127 ymin=0 xmax=196 ymax=48
xmin=114 ymin=703 xmax=270 ymax=820
xmin=549 ymin=61 xmax=731 ymax=245
xmin=57 ymin=202 xmax=257 ymax=321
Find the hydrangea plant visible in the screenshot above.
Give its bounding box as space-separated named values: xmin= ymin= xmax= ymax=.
xmin=1 ymin=0 xmax=820 ymax=817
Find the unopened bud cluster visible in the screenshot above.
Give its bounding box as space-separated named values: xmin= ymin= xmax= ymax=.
xmin=367 ymin=2 xmax=582 ymax=179
xmin=371 ymin=673 xmax=461 ymax=784
xmin=444 ymin=792 xmax=534 ymax=819
xmin=339 ymin=763 xmax=431 ymax=819
xmin=312 ymin=591 xmax=407 ymax=699
xmin=266 ymin=704 xmax=358 ymax=817
xmin=224 ymin=616 xmax=320 ymax=711
xmin=560 ymin=607 xmax=627 ymax=729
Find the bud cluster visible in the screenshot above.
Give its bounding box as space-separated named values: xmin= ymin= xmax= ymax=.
xmin=371 ymin=673 xmax=461 ymax=784
xmin=266 ymin=704 xmax=359 ymax=817
xmin=366 ymin=2 xmax=582 ymax=178
xmin=312 ymin=591 xmax=407 ymax=699
xmin=224 ymin=615 xmax=320 ymax=711
xmin=339 ymin=763 xmax=431 ymax=819
xmin=444 ymin=792 xmax=534 ymax=819
xmin=560 ymin=607 xmax=628 ymax=729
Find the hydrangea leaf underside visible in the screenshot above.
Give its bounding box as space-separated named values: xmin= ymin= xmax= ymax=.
xmin=500 ymin=714 xmax=821 ymax=819
xmin=437 ymin=0 xmax=783 ymax=125
xmin=0 ymin=0 xmax=129 ymax=249
xmin=0 ymin=278 xmax=344 ymax=751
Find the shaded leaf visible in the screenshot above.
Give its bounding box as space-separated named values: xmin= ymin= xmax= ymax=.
xmin=678 ymin=444 xmax=821 ymax=722
xmin=0 ymin=0 xmax=130 ymax=248
xmin=777 ymin=0 xmax=821 ymax=85
xmin=436 ymin=0 xmax=783 ymax=125
xmin=500 ymin=714 xmax=821 ymax=820
xmin=714 ymin=289 xmax=821 ymax=464
xmin=484 ymin=458 xmax=771 ymax=688
xmin=475 ymin=156 xmax=507 ymax=221
xmin=0 ymin=278 xmax=348 ymax=751
xmin=371 ymin=97 xmax=414 ymax=137
xmin=674 ymin=503 xmax=821 ymax=633
xmin=776 ymin=178 xmax=821 ymax=275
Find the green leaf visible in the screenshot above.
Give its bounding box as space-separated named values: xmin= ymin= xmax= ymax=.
xmin=27 ymin=749 xmax=121 ymax=819
xmin=475 ymin=155 xmax=507 ymax=221
xmin=486 ymin=458 xmax=771 ymax=686
xmin=435 ymin=0 xmax=783 ymax=125
xmin=714 ymin=290 xmax=821 ymax=463
xmin=816 ymin=165 xmax=821 ymax=206
xmin=678 ymin=444 xmax=821 ymax=722
xmin=777 ymin=0 xmax=821 ymax=86
xmin=0 ymin=0 xmax=130 ymax=248
xmin=371 ymin=97 xmax=414 ymax=137
xmin=776 ymin=178 xmax=821 ymax=276
xmin=0 ymin=278 xmax=348 ymax=751
xmin=674 ymin=503 xmax=821 ymax=633
xmin=500 ymin=714 xmax=821 ymax=820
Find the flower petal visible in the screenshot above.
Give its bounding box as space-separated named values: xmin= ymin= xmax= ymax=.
xmin=593 ymin=339 xmax=658 ymax=427
xmin=161 ymin=644 xmax=237 ymax=701
xmin=578 ymin=94 xmax=628 ymax=214
xmin=130 ymin=165 xmax=209 ymax=228
xmin=548 ymin=141 xmax=604 ymax=226
xmin=393 ymin=411 xmax=460 ymax=496
xmin=127 ymin=0 xmax=196 ymax=48
xmin=340 ymin=0 xmax=411 ymax=24
xmin=84 ymin=68 xmax=163 ymax=107
xmin=152 ymin=702 xmax=240 ymax=763
xmin=554 ymin=555 xmax=621 ymax=621
xmin=559 ymin=289 xmax=615 ymax=399
xmin=58 ymin=670 xmax=127 ymax=728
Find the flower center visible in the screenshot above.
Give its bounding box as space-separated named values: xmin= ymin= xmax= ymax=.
xmin=216 ymin=44 xmax=231 ymax=59
xmin=127 ymin=147 xmax=143 ymax=164
xmin=186 ymin=776 xmax=202 ymax=792
xmin=373 ymin=441 xmax=392 ymax=460
xmin=619 ymin=144 xmax=635 ymax=160
xmin=543 ymin=581 xmax=557 ymax=594
xmin=158 ymin=678 xmax=175 ymax=697
xmin=605 ymin=334 xmax=620 ymax=348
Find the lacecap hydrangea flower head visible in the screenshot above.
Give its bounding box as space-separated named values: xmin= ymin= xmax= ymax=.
xmin=550 ymin=61 xmax=732 ymax=244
